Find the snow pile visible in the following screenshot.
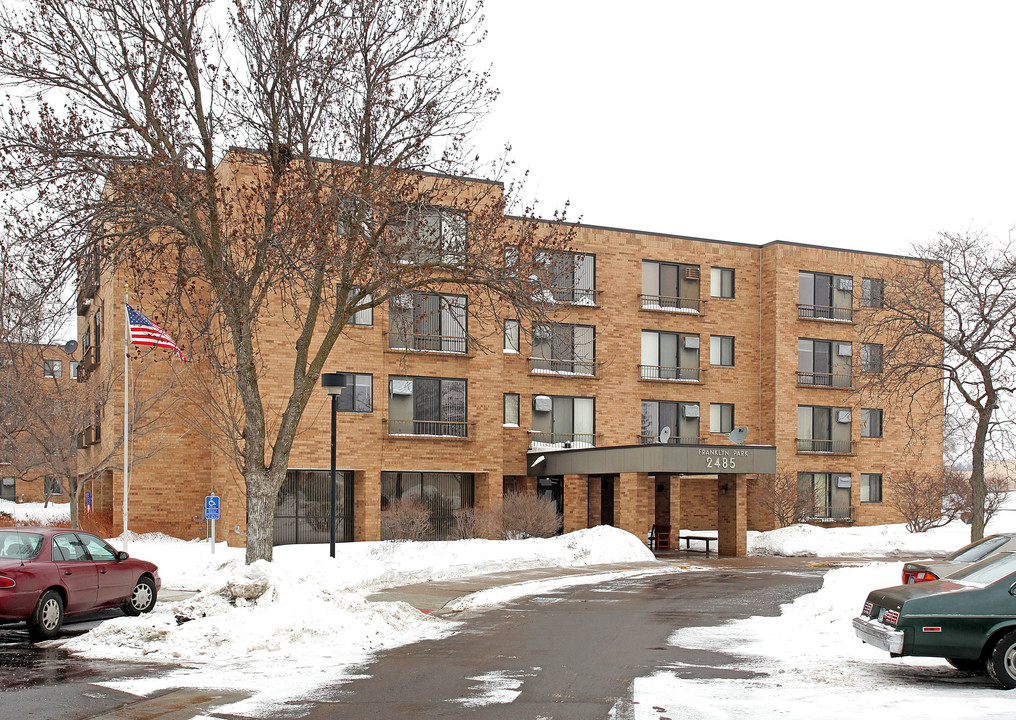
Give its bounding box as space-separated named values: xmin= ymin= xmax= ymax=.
xmin=625 ymin=561 xmax=1016 ymax=719
xmin=0 ymin=499 xmax=71 ymax=524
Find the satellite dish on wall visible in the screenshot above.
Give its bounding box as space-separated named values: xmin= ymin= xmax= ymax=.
xmin=63 ymin=340 xmax=78 ymax=355
xmin=658 ymin=426 xmax=672 ymax=444
xmin=726 ymin=426 xmax=749 ymax=445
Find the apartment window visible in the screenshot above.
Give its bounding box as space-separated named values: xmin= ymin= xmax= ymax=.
xmin=0 ymin=477 xmax=14 ymax=502
xmin=388 ymin=376 xmax=467 ymax=437
xmin=641 ymin=400 xmax=699 ymax=444
xmin=349 ymin=289 xmax=373 ymax=326
xmin=797 ymin=406 xmax=852 ymax=454
xmin=797 ymin=338 xmax=851 ymax=387
xmin=392 ymin=207 xmax=466 ymax=266
xmin=640 ymin=330 xmax=700 ymax=381
xmin=503 ymin=393 xmax=520 ymax=426
xmin=531 ymin=395 xmax=594 ymax=446
xmin=710 ymin=335 xmax=734 ymax=367
xmin=710 ymin=403 xmax=734 ymax=434
xmin=861 ymin=408 xmax=883 ymax=438
xmin=799 ymin=271 xmax=853 ymax=321
xmin=710 ymin=267 xmax=735 ymax=299
xmin=381 ymin=472 xmax=475 ymax=541
xmin=641 ymin=260 xmax=701 ymax=311
xmin=389 ymin=293 xmax=466 ymax=353
xmin=861 ymin=343 xmax=883 ymax=373
xmin=862 ymin=278 xmax=884 ymax=309
xmin=504 ymin=320 xmax=520 ymax=354
xmin=799 ymin=472 xmax=853 ymax=519
xmin=329 ymin=373 xmax=372 ymax=413
xmin=531 ymin=323 xmax=595 ymax=375
xmin=535 ymin=249 xmax=595 ymax=304
xmin=43 ymin=360 xmax=62 ymax=379
xmin=70 ymin=361 xmax=80 ymax=380
xmin=276 ymin=469 xmax=353 ymax=545
xmin=861 ymin=473 xmax=883 ymax=503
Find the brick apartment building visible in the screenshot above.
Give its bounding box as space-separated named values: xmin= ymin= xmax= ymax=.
xmin=73 ymin=165 xmax=943 ymax=553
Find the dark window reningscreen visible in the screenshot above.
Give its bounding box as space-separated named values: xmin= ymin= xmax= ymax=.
xmin=275 ymin=470 xmax=353 ymax=545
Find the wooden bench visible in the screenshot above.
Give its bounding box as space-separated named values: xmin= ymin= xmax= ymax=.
xmin=679 ymin=535 xmax=715 ymax=553
xmin=648 ymin=524 xmax=671 ymax=550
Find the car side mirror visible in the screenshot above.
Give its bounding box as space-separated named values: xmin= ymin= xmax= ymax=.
xmin=116 ymin=551 xmax=129 ymax=561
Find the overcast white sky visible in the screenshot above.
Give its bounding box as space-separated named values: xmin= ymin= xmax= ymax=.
xmin=471 ymin=1 xmax=1016 ymax=255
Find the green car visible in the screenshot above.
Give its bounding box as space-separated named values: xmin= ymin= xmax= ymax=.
xmin=853 ymin=551 xmax=1016 ymax=688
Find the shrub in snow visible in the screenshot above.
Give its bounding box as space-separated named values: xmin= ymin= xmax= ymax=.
xmin=888 ymin=469 xmax=953 ymax=532
xmin=752 ymin=471 xmax=812 ymax=528
xmin=500 ymin=492 xmax=562 ymax=540
xmin=452 ymin=507 xmax=502 ymax=540
xmin=380 ymin=499 xmax=433 ymax=541
xmin=942 ymin=469 xmax=1008 ymax=525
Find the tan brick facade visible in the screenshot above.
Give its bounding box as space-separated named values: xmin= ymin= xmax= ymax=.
xmin=75 ymin=172 xmax=942 ymax=550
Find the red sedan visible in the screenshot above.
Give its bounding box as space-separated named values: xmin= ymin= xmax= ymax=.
xmin=0 ymin=527 xmax=161 ymax=640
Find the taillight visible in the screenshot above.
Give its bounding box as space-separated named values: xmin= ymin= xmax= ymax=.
xmin=885 ymin=609 xmax=900 ymax=625
xmin=863 ymin=601 xmax=873 ymax=616
xmin=0 ymin=575 xmax=15 ymax=589
xmin=903 ymin=570 xmax=938 ymax=584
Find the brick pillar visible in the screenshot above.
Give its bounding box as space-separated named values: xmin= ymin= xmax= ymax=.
xmin=670 ymin=474 xmax=682 ymax=532
xmin=517 ymin=476 xmax=538 ymax=495
xmin=717 ymin=473 xmax=747 ymax=556
xmin=354 ymin=468 xmax=381 ymax=541
xmin=563 ymin=474 xmax=589 ymax=533
xmin=653 ymin=475 xmax=670 ymax=526
xmin=617 ymin=472 xmax=652 ymax=544
xmin=474 ymin=471 xmax=503 ymax=515
xmin=588 ymin=477 xmax=602 ymax=527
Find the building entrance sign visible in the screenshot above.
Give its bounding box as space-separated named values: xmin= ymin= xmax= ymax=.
xmin=527 ymin=443 xmax=776 ymax=477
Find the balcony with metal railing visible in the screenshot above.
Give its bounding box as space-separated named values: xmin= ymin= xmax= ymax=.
xmin=798 ymin=304 xmax=853 ymax=322
xmin=528 ymin=430 xmax=597 ymax=448
xmin=386 ymin=419 xmax=472 ymax=439
xmin=385 ymin=332 xmax=468 ymax=355
xmin=638 ymin=365 xmax=702 ymax=382
xmin=639 ymin=294 xmax=703 ymax=314
xmin=541 ymin=286 xmax=601 ymax=307
xmin=529 ymin=357 xmax=598 ymax=377
xmin=804 ymin=504 xmax=857 ymax=522
xmin=638 ymin=434 xmax=702 ymax=445
xmin=796 ymin=438 xmax=854 ymax=455
xmin=797 ymin=371 xmax=852 ymax=389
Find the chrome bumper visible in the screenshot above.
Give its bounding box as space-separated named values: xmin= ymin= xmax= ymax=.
xmin=852 ymin=615 xmax=904 ymax=654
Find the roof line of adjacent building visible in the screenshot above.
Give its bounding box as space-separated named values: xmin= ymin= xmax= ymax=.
xmin=509 ymin=215 xmax=930 ymax=262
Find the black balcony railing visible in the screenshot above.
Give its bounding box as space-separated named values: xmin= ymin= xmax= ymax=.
xmin=797 ymin=371 xmax=852 ymax=388
xmin=804 ymin=504 xmax=857 ymax=522
xmin=639 ymin=294 xmax=702 ymax=313
xmin=542 ymin=286 xmax=600 ymax=306
xmin=387 ymin=333 xmax=467 ymax=354
xmin=529 ymin=358 xmax=597 ymax=376
xmin=387 ymin=419 xmax=468 ymax=438
xmin=798 ymin=304 xmax=853 ymax=322
xmin=639 ymin=365 xmax=701 ymax=382
xmin=528 ymin=431 xmax=596 ymax=447
xmin=796 ymin=438 xmax=854 ymax=454
xmin=638 ymin=434 xmax=701 ymax=445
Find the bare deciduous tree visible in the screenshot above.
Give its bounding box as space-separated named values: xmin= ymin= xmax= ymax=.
xmin=886 ymin=470 xmax=952 ymax=534
xmin=0 ymin=0 xmax=572 ymax=562
xmin=858 ymin=231 xmax=1016 ymax=541
xmin=942 ymin=468 xmax=1008 ymax=528
xmin=752 ymin=471 xmax=812 ymax=529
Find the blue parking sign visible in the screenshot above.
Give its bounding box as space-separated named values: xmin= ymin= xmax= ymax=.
xmin=204 ymin=495 xmax=220 ymax=520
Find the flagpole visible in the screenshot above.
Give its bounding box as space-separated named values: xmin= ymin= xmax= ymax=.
xmin=123 ymin=287 xmax=130 ymax=552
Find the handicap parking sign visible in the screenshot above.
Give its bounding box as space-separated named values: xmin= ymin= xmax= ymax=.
xmin=204 ymin=495 xmax=220 ymax=520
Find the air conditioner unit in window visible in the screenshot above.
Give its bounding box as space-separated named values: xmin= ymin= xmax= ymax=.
xmin=683 ymin=336 xmax=700 ymax=349
xmin=534 ymin=395 xmax=552 ymax=412
xmin=683 ymin=267 xmax=701 ymax=280
xmin=836 ymin=474 xmax=852 ymax=488
xmin=391 ymin=379 xmax=413 ymax=395
xmin=683 ymin=404 xmax=700 ymax=418
xmin=837 ymin=410 xmax=852 ymax=423
xmin=836 ymin=277 xmax=853 ymax=291
xmin=837 ymin=344 xmax=853 ymax=356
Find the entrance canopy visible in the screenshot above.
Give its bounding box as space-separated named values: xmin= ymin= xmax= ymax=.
xmin=527 ymin=443 xmax=777 ymax=477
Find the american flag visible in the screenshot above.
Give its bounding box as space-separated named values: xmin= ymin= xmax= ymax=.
xmin=126 ymin=304 xmax=186 ymax=362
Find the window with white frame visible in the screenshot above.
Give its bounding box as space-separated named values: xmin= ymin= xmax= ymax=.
xmin=641 ymin=260 xmax=701 ymax=311
xmin=389 ymin=293 xmax=467 ymax=353
xmin=710 ymin=403 xmax=734 ymax=434
xmin=70 ymin=361 xmax=80 ymax=379
xmin=388 ymin=376 xmax=467 ymax=437
xmin=43 ymin=360 xmax=62 ymax=378
xmin=640 ymin=330 xmax=700 ymax=381
xmin=710 ymin=267 xmax=734 ymax=298
xmin=504 ymin=320 xmax=520 ymax=354
xmin=349 ymin=289 xmax=373 ymax=326
xmin=861 ymin=473 xmax=883 ymax=503
xmin=503 ymin=393 xmax=520 ymax=426
xmin=710 ymin=335 xmax=734 ymax=367
xmin=798 ymin=338 xmax=852 ymax=387
xmin=531 ymin=323 xmax=595 ymax=375
xmin=531 ymin=395 xmax=594 ymax=446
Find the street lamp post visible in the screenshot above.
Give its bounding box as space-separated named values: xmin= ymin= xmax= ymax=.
xmin=321 ymin=373 xmax=347 ymax=558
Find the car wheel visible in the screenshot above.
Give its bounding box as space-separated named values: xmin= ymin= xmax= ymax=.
xmin=946 ymin=657 xmax=984 ymax=673
xmin=987 ymin=630 xmax=1016 ymax=689
xmin=28 ymin=590 xmax=64 ymax=641
xmin=123 ymin=576 xmax=157 ymax=616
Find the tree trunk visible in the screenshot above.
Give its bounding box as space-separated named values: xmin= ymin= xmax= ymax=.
xmin=245 ymin=469 xmax=276 ymax=564
xmin=69 ymin=491 xmax=79 ymax=529
xmin=969 ymin=410 xmax=991 ymax=542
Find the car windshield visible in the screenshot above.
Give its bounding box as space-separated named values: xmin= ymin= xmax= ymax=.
xmin=946 ymin=535 xmax=1011 ymax=562
xmin=949 ymin=551 xmax=1016 ymax=585
xmin=0 ymin=531 xmax=44 ymax=559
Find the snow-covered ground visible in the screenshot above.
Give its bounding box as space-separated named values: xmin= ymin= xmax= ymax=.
xmin=22 ymin=498 xmax=1016 ymax=717
xmin=0 ymin=499 xmax=71 ymax=524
